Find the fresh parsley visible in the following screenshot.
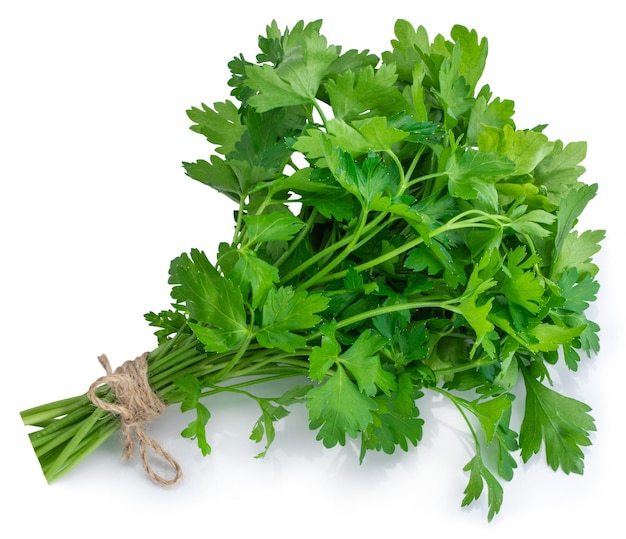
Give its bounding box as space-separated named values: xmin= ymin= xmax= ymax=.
xmin=21 ymin=19 xmax=603 ymax=521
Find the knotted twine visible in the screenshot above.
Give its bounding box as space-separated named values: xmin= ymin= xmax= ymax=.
xmin=87 ymin=352 xmax=182 ymax=486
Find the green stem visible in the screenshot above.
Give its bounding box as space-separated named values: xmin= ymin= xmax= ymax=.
xmin=281 ymin=210 xmax=388 ymax=285
xmin=206 ymin=335 xmax=253 ymax=384
xmin=403 ymin=146 xmax=426 ymax=187
xmin=305 ymin=298 xmax=458 ymax=343
xmin=313 ymin=101 xmax=329 ymax=128
xmin=44 ymin=406 xmax=112 ymax=483
xmin=297 ymin=206 xmax=369 ymax=290
xmin=313 ymin=212 xmax=503 ymax=286
xmin=47 ymin=418 xmax=119 ymax=483
xmin=406 ymin=171 xmax=447 ymax=189
xmin=231 ymin=353 xmax=311 ymax=378
xmin=21 ymin=395 xmax=90 ymax=428
xmin=275 ymin=208 xmax=318 ymax=269
xmin=385 ymin=149 xmax=406 ymax=193
xmin=337 ymin=299 xmax=458 ymax=329
xmin=231 ymin=195 xmax=247 ymax=249
xmin=433 ymin=359 xmax=498 ymax=377
xmin=432 ymin=387 xmax=482 ymax=452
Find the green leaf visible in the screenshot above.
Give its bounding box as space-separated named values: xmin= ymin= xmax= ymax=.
xmin=534 ymin=141 xmax=587 ymax=205
xmin=335 ymin=151 xmax=400 ymax=206
xmin=182 ymin=157 xmax=241 ymax=201
xmin=249 ymin=399 xmax=290 ymax=458
xmin=243 ymin=212 xmax=304 ymax=245
xmin=337 ymin=330 xmax=396 ymax=396
xmin=405 ymin=237 xmax=467 ymax=288
xmin=308 ymin=329 xmax=342 ymax=382
xmin=553 ymin=183 xmax=599 ymax=261
xmin=404 ymin=245 xmax=444 ymax=275
xmin=360 ymin=374 xmax=424 ymax=458
xmin=557 ymin=268 xmax=600 ymax=314
xmin=174 ymin=375 xmax=212 ymax=456
xmin=494 ymin=407 xmax=519 ymax=481
xmin=520 ymin=369 xmax=595 ymax=474
xmin=462 ymin=455 xmax=504 ymax=522
xmin=309 ymin=327 xmax=396 ymax=396
xmin=326 ymin=63 xmax=405 ymax=121
xmin=256 ymin=286 xmax=328 ymax=352
xmin=186 ymin=100 xmax=246 ymax=155
xmin=246 ymin=32 xmax=338 ymax=112
xmin=446 ymin=148 xmax=515 ymax=200
xmin=467 ymin=94 xmax=515 ymax=145
xmin=551 ymin=229 xmax=604 ymax=279
xmin=144 ymin=309 xmax=188 ymax=344
xmin=302 ymin=191 xmax=356 ymax=222
xmin=327 ymin=48 xmax=379 ymax=78
xmin=382 ymin=19 xmax=430 ymax=82
xmin=307 ymin=364 xmax=376 ymax=447
xmin=435 ymin=58 xmax=473 ymax=129
xmin=352 ymin=116 xmax=409 ymax=152
xmin=501 ymin=246 xmax=545 ymax=314
xmin=450 ymin=24 xmax=488 ymax=94
xmin=525 ymin=323 xmax=585 ymax=353
xmin=462 ymin=394 xmax=514 ymax=443
xmin=493 ymin=341 xmax=519 ymax=391
xmin=169 ymin=249 xmax=249 ymax=352
xmin=457 ymin=257 xmax=498 ymax=357
xmin=479 ymin=124 xmax=555 ymax=176
xmin=506 ymin=207 xmax=556 ymax=238
xmin=245 ymin=65 xmax=308 ymax=111
xmin=231 ymin=249 xmax=280 ymax=309
xmin=325 ymin=118 xmax=370 ymax=156
xmin=578 ymin=319 xmax=601 ymax=357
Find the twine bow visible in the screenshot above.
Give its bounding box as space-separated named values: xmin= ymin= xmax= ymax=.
xmin=87 ymin=352 xmax=182 ymax=486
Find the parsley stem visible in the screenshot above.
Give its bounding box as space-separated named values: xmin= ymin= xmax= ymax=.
xmin=297 ymin=206 xmax=370 ymax=289
xmin=275 ymin=208 xmax=318 ymax=269
xmin=21 ymin=395 xmax=89 ymax=427
xmin=313 ymin=101 xmax=329 ymax=128
xmin=406 ymin=171 xmax=446 ymax=189
xmin=45 ymin=406 xmax=111 ymax=482
xmin=206 ymin=335 xmax=253 ymax=384
xmin=433 ymin=359 xmax=498 ymax=376
xmin=432 ymin=387 xmax=482 ymax=452
xmin=315 ymin=212 xmax=502 ymax=285
xmin=305 ymin=299 xmax=459 ymax=343
xmin=385 ymin=149 xmax=406 ymax=192
xmin=46 ymin=417 xmax=119 ymax=483
xmin=281 ymin=210 xmax=387 ymax=285
xmin=199 ymin=371 xmax=308 ymax=400
xmin=231 ymin=195 xmax=247 ymax=248
xmin=403 ymin=146 xmax=426 ymax=188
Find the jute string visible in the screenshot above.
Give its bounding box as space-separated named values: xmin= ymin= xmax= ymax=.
xmin=87 ymin=352 xmax=182 ymax=486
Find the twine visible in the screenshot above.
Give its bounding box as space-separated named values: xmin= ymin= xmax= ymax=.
xmin=87 ymin=352 xmax=182 ymax=486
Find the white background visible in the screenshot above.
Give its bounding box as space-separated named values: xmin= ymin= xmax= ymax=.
xmin=1 ymin=1 xmax=623 ymax=536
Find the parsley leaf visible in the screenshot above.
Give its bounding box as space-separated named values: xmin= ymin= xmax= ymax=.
xmin=186 ymin=100 xmax=245 ymax=155
xmin=462 ymin=455 xmax=504 ymax=522
xmin=520 ymin=368 xmax=596 ymax=474
xmin=307 ymin=364 xmax=377 ymax=448
xmin=243 ymin=212 xmax=304 ymax=245
xmin=256 ymin=286 xmax=328 ymax=352
xmin=246 ymin=32 xmax=338 ymax=112
xmin=169 ymin=249 xmax=250 ymax=352
xmin=174 ymin=375 xmax=212 ymax=456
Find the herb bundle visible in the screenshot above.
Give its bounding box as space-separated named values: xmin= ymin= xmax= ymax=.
xmin=21 ymin=19 xmax=603 ymax=520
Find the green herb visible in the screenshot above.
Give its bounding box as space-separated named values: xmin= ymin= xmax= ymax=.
xmin=21 ymin=19 xmax=603 ymax=520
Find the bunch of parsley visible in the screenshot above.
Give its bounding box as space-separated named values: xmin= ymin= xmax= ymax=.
xmin=21 ymin=20 xmax=603 ymax=520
